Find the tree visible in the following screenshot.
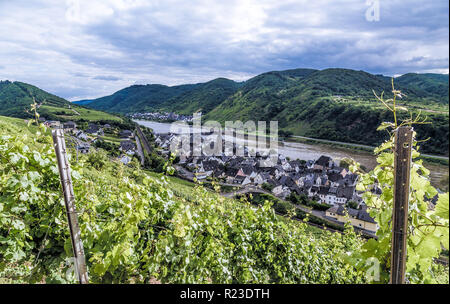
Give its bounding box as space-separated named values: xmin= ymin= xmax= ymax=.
xmin=346 ymin=201 xmax=359 ymax=209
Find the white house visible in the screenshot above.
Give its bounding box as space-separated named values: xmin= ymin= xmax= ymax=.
xmin=120 ymin=155 xmax=132 ymax=165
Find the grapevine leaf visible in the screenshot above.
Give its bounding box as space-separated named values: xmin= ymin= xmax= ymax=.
xmin=434 ymin=193 xmax=449 ymax=220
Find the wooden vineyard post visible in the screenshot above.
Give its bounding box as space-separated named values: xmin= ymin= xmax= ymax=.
xmin=390 ymin=126 xmax=413 ymax=284
xmin=52 ymin=129 xmax=89 ymax=284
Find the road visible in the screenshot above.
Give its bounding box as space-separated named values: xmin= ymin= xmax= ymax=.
xmin=174 ymin=165 xmax=195 ymax=181
xmin=136 ymin=126 xmax=152 ymax=154
xmin=71 ymin=109 xmax=80 ymax=116
xmin=220 ymin=184 xmax=376 ymax=238
xmin=172 ymin=162 xmax=377 ymax=237
xmin=222 ymin=185 xmax=266 ymax=198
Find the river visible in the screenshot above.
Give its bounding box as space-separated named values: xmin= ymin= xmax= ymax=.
xmin=134 ymin=120 xmax=449 ymax=188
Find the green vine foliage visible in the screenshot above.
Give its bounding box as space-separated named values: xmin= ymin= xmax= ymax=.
xmin=0 ymin=119 xmax=368 ymax=283
xmin=347 ymin=81 xmax=449 ymax=283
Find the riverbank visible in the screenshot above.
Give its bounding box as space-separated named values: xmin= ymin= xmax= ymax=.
xmin=135 ymin=120 xmax=449 ymax=189
xmin=288 ymin=135 xmax=449 ymax=165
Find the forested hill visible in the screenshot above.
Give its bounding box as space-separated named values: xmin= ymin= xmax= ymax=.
xmin=0 ymin=80 xmax=123 ymax=123
xmin=204 ymin=68 xmax=449 ymax=155
xmin=74 ymin=78 xmax=242 ymax=114
xmin=73 ymin=68 xmax=449 ymax=155
xmin=395 ymin=73 xmax=449 ymax=102
xmin=0 ymin=80 xmax=68 ymax=118
xmin=75 ymin=68 xmax=449 ymax=115
xmin=75 ymin=83 xmax=198 ymax=113
xmin=156 ymin=78 xmax=242 ymax=114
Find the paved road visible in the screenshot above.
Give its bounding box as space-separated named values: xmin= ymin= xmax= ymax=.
xmin=220 ymin=184 xmax=376 ymax=238
xmin=222 ymin=186 xmax=265 ymax=198
xmin=295 ymin=203 xmax=325 ymax=219
xmin=174 ymin=165 xmax=195 ymax=181
xmin=173 ymin=164 xmax=376 ymax=238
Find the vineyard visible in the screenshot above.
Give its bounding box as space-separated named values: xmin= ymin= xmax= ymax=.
xmin=0 ymin=108 xmax=448 ymax=283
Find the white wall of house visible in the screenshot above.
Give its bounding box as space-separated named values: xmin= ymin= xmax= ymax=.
xmin=272 ymin=185 xmax=283 ymax=195
xmin=242 ymin=176 xmax=252 ymax=186
xmin=319 ymin=193 xmax=347 ymax=205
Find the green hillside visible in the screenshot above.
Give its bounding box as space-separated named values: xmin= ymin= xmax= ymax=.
xmin=74 ymin=78 xmax=243 ymax=115
xmin=0 ymin=80 xmax=122 ymax=122
xmin=204 ymin=69 xmax=449 ymax=155
xmin=157 ymin=78 xmax=241 ymax=114
xmin=74 ymin=68 xmax=449 ymax=155
xmin=74 ymin=83 xmax=198 ymax=113
xmin=396 ymin=73 xmax=449 ymax=103
xmin=0 ymin=80 xmax=67 ymax=118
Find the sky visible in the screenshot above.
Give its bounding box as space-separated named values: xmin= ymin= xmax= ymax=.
xmin=0 ymin=0 xmax=448 ymax=101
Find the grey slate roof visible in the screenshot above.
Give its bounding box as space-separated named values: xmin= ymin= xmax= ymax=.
xmin=64 ymin=121 xmax=76 ymax=128
xmin=120 ymin=140 xmax=135 ymax=151
xmin=318 ymin=186 xmax=330 ymax=195
xmin=328 ymin=205 xmax=376 ymax=224
xmin=337 ymin=186 xmax=355 ymax=199
xmin=315 ymin=155 xmax=332 ymax=167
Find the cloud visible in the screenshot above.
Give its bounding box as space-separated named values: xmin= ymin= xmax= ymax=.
xmin=93 ymin=75 xmax=121 ymax=81
xmin=0 ymin=0 xmax=448 ymax=100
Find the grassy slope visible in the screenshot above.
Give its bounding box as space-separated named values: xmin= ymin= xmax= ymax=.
xmin=0 ymin=81 xmax=67 ymax=118
xmin=39 ymin=104 xmax=122 ymax=122
xmin=0 ymin=116 xmax=39 ymax=135
xmin=0 ymin=80 xmax=122 ymax=123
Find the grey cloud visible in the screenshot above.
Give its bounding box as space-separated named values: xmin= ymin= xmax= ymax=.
xmin=0 ymin=0 xmax=447 ymax=100
xmin=93 ymin=75 xmax=121 ymax=81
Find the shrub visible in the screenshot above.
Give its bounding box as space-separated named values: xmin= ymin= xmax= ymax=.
xmin=261 ymin=182 xmax=274 ymax=191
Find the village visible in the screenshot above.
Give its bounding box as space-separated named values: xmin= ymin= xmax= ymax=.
xmin=33 ymin=117 xmax=379 ymax=235
xmin=40 ymin=119 xmax=141 ymax=166
xmin=130 ymin=112 xmax=193 ymax=122
xmin=154 ymin=132 xmax=379 ymax=234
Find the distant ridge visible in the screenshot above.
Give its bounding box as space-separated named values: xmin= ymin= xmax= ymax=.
xmin=74 ymin=68 xmax=448 ymax=114
xmin=3 ymin=67 xmax=447 ymax=155
xmin=72 ymin=68 xmax=449 ymax=155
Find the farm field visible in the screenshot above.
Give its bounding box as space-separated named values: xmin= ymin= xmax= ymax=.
xmin=39 ymin=104 xmax=122 ymax=122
